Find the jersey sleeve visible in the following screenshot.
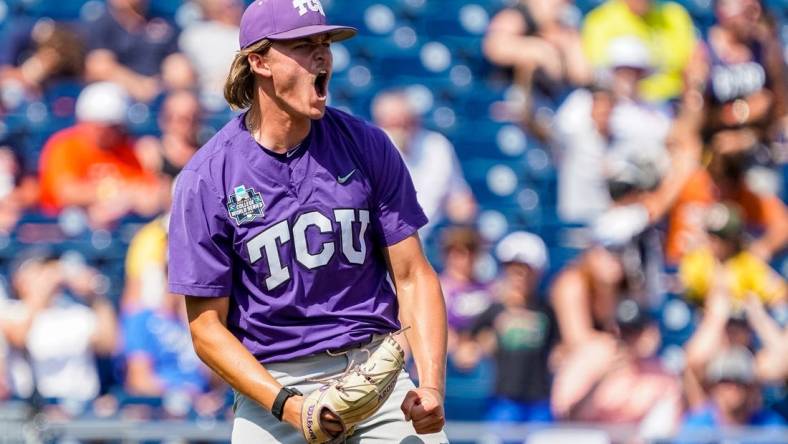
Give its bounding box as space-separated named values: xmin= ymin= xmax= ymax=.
xmin=366 ymin=127 xmax=428 ymax=246
xmin=168 ymin=169 xmax=234 ymax=297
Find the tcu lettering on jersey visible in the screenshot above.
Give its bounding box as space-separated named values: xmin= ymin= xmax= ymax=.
xmin=247 ymin=209 xmax=370 ymax=290
xmin=293 ymin=0 xmax=325 ymax=16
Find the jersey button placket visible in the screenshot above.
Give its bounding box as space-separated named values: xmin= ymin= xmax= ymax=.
xmin=287 ymin=154 xmax=312 ymax=202
xmin=285 ymin=155 xmax=298 ymax=198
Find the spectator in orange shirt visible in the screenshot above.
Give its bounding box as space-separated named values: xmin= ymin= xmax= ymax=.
xmin=664 ymin=0 xmax=788 ymax=264
xmin=38 ymin=82 xmax=162 ymax=227
xmin=665 ymin=138 xmax=788 ymax=263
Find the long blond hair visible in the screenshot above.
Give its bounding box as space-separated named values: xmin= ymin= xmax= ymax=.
xmin=223 ymin=39 xmax=273 ymax=111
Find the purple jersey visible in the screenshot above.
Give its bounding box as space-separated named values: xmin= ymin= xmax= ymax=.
xmin=440 ymin=275 xmax=491 ymax=332
xmin=168 ymin=107 xmax=427 ymax=363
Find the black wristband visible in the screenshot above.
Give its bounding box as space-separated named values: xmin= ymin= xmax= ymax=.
xmin=271 ymin=386 xmax=302 ymax=422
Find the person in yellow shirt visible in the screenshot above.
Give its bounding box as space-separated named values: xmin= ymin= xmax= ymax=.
xmin=122 ymin=215 xmax=169 ymax=313
xmin=582 ymin=0 xmax=698 ymax=102
xmin=680 ymin=202 xmax=785 ymax=307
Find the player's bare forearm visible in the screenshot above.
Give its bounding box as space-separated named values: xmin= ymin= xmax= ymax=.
xmin=183 ymin=295 xmax=284 ymax=412
xmin=399 ymin=271 xmax=447 ymax=395
xmin=384 ymin=234 xmax=448 ymax=395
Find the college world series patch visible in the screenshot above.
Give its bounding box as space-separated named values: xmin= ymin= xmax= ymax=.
xmin=227 ymin=185 xmax=265 ymax=225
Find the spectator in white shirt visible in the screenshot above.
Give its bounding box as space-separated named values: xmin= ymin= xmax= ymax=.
xmin=0 ymin=250 xmax=117 ymax=405
xmin=179 ymin=0 xmax=243 ymax=99
xmin=372 ymin=90 xmax=477 ymax=237
xmin=554 ymin=36 xmax=673 ymax=224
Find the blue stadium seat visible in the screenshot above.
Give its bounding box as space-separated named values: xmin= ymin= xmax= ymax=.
xmin=658 ymin=295 xmax=698 ymax=347
xmin=440 ymin=36 xmax=485 ymax=65
xmin=410 ymin=2 xmax=494 ymax=38
xmin=444 ymin=357 xmax=495 ymax=421
xmin=575 ymin=0 xmax=606 ymax=14
xmin=148 ymin=0 xmax=182 ymax=20
xmin=674 ymin=0 xmax=716 ymax=29
xmin=323 ymin=0 xmax=384 ymax=33
xmin=21 ymin=0 xmax=89 ymax=19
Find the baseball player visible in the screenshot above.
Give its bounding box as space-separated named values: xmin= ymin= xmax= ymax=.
xmin=167 ymin=0 xmax=449 ymax=442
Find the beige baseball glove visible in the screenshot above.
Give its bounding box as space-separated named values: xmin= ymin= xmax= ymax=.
xmin=300 ymin=332 xmax=406 ymax=444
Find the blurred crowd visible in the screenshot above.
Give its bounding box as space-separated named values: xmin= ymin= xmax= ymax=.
xmin=0 ymin=0 xmax=786 ymax=441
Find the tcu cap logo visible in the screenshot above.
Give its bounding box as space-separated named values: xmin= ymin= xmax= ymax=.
xmin=293 ymin=0 xmax=325 ymax=16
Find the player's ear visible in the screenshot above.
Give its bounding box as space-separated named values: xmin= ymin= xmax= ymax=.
xmin=248 ymin=53 xmax=272 ymax=78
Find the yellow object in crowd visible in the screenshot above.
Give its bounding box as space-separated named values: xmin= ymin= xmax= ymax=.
xmin=679 ymin=247 xmax=786 ymax=306
xmin=125 ymin=216 xmax=169 ymax=282
xmin=582 ymin=0 xmax=697 ymax=102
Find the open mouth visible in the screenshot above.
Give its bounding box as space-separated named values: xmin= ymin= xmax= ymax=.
xmin=314 ymin=70 xmax=329 ymax=99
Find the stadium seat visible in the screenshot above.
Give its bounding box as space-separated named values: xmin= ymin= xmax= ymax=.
xmin=444 ymin=357 xmax=495 ymax=421
xmin=21 ymin=0 xmax=89 ymax=19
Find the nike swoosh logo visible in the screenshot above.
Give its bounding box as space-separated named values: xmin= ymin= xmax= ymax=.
xmin=286 ymin=143 xmax=303 ymax=157
xmin=337 ymin=169 xmax=356 ymax=184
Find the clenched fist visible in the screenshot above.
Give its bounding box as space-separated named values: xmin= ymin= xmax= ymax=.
xmin=400 ymin=387 xmax=445 ymax=434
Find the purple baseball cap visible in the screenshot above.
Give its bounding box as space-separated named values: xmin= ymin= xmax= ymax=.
xmin=240 ymin=0 xmax=357 ymax=49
